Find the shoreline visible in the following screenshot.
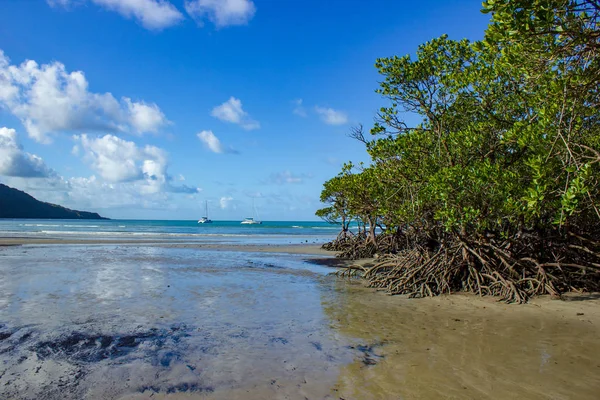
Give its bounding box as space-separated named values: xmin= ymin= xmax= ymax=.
xmin=0 ymin=237 xmax=333 ymax=255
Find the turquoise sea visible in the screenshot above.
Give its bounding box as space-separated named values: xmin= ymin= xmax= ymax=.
xmin=0 ymin=219 xmax=339 ymax=244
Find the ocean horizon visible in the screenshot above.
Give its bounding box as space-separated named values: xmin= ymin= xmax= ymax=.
xmin=0 ymin=219 xmax=342 ymax=245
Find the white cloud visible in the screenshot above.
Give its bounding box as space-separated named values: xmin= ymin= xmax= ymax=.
xmin=211 ymin=97 xmax=259 ymax=130
xmin=315 ymin=106 xmax=348 ymax=125
xmin=185 ymin=0 xmax=255 ymax=28
xmin=268 ymin=170 xmax=311 ymax=185
xmin=0 ymin=49 xmax=169 ymax=143
xmin=48 ymin=0 xmax=185 ymax=30
xmin=76 ymin=134 xmax=149 ymax=182
xmin=4 ymin=174 xmax=183 ymax=212
xmin=197 ymin=130 xmax=238 ymax=154
xmin=74 ymin=134 xmax=199 ymax=195
xmin=1 ymin=132 xmax=200 ymax=214
xmin=125 ymin=98 xmax=169 ymax=133
xmin=197 ymin=130 xmax=223 ymax=153
xmin=0 ymin=127 xmax=55 ymax=178
xmin=3 ymin=175 xmax=121 ymax=210
xmin=292 ymin=98 xmax=307 ymax=117
xmin=220 ymin=196 xmax=234 ymax=209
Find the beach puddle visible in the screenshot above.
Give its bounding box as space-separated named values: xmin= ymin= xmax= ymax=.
xmin=1 ymin=245 xmax=599 ymax=399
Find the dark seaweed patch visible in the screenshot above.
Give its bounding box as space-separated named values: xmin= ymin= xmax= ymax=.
xmin=140 ymin=383 xmax=214 ymax=394
xmin=270 ymin=337 xmax=288 ymax=345
xmin=263 ymin=263 xmax=286 ymax=270
xmin=346 ymin=342 xmax=386 ymax=367
xmin=172 ymin=383 xmax=214 ymax=393
xmin=228 ymin=330 xmax=249 ymax=339
xmin=31 ymin=328 xmax=191 ymax=364
xmin=0 ymin=332 xmax=12 ymax=341
xmin=19 ymin=332 xmax=32 ymax=343
xmin=116 ymin=335 xmax=138 ymax=348
xmin=34 ymin=332 xmax=136 ymax=362
xmin=245 ymin=261 xmax=286 ymax=270
xmin=362 ymin=357 xmax=378 ymax=366
xmin=310 ymin=341 xmax=322 ymax=351
xmin=99 ymin=335 xmax=112 ymax=348
xmin=139 ymin=385 xmax=161 ymax=394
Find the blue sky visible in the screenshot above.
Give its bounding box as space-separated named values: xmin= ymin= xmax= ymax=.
xmin=0 ymin=0 xmax=490 ymax=220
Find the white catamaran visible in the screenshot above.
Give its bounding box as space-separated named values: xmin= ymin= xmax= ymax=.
xmin=198 ymin=200 xmax=213 ymax=224
xmin=241 ymin=198 xmax=262 ymax=225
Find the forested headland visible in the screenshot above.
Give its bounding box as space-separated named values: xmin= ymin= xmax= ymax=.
xmin=317 ymin=0 xmax=600 ymax=302
xmin=0 ymin=184 xmax=106 ymax=220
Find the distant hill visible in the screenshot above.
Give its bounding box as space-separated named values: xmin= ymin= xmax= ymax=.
xmin=0 ymin=184 xmax=107 ymax=220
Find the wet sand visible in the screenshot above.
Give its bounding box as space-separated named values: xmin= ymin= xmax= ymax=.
xmin=0 ymin=237 xmax=331 ymax=256
xmin=1 ymin=242 xmax=599 ymax=399
xmin=326 ymin=284 xmax=600 ymax=400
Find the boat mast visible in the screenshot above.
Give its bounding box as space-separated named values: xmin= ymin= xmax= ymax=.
xmin=253 ymin=197 xmax=260 ymax=221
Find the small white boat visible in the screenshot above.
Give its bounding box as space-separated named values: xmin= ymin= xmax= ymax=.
xmin=241 ymin=198 xmax=261 ymax=224
xmin=198 ymin=200 xmax=213 ymax=224
xmin=241 ymin=217 xmax=261 ymax=225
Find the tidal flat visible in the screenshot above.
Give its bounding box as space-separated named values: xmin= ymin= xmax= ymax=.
xmin=0 ymin=244 xmax=599 ymax=399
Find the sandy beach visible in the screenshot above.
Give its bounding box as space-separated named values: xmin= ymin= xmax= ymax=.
xmin=1 ymin=240 xmax=599 ymax=399
xmin=0 ymin=237 xmax=332 ymax=255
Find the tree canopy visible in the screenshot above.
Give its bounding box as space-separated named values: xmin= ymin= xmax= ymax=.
xmin=317 ymin=0 xmax=600 ymax=302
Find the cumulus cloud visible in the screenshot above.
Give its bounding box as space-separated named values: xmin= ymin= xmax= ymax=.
xmin=197 ymin=130 xmax=223 ymax=153
xmin=220 ymin=196 xmax=234 ymax=209
xmin=315 ymin=106 xmax=348 ymax=125
xmin=1 ymin=132 xmax=201 ymax=214
xmin=185 ymin=0 xmax=255 ymax=28
xmin=0 ymin=49 xmax=169 ymax=143
xmin=47 ymin=0 xmax=184 ymax=30
xmin=74 ymin=134 xmax=199 ymax=194
xmin=197 ymin=130 xmax=237 ymax=154
xmin=292 ymin=98 xmax=307 ymax=117
xmin=211 ymin=97 xmax=259 ymax=130
xmin=198 ymin=130 xmax=224 ymax=153
xmin=4 ymin=174 xmax=166 ymax=212
xmin=267 ymin=170 xmax=311 ymax=185
xmin=75 ymin=134 xmax=151 ymax=182
xmin=4 ymin=168 xmax=201 ymax=215
xmin=125 ymin=98 xmax=169 ymax=133
xmin=0 ymin=127 xmax=55 ymax=178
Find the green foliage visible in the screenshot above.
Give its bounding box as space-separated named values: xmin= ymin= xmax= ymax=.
xmin=318 ymin=0 xmax=600 ymax=242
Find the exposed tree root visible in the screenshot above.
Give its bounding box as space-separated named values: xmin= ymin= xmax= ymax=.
xmin=329 ymin=231 xmax=600 ymax=303
xmin=322 ymin=232 xmax=397 ymax=259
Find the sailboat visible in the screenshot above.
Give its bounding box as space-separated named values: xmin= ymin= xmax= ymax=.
xmin=198 ymin=200 xmax=213 ymax=224
xmin=241 ymin=198 xmax=262 ymax=225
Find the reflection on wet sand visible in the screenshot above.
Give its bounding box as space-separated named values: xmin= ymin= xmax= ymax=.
xmin=0 ymin=246 xmax=354 ymax=399
xmin=1 ymin=244 xmax=599 ymax=399
xmin=323 ymin=281 xmax=600 ymax=400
